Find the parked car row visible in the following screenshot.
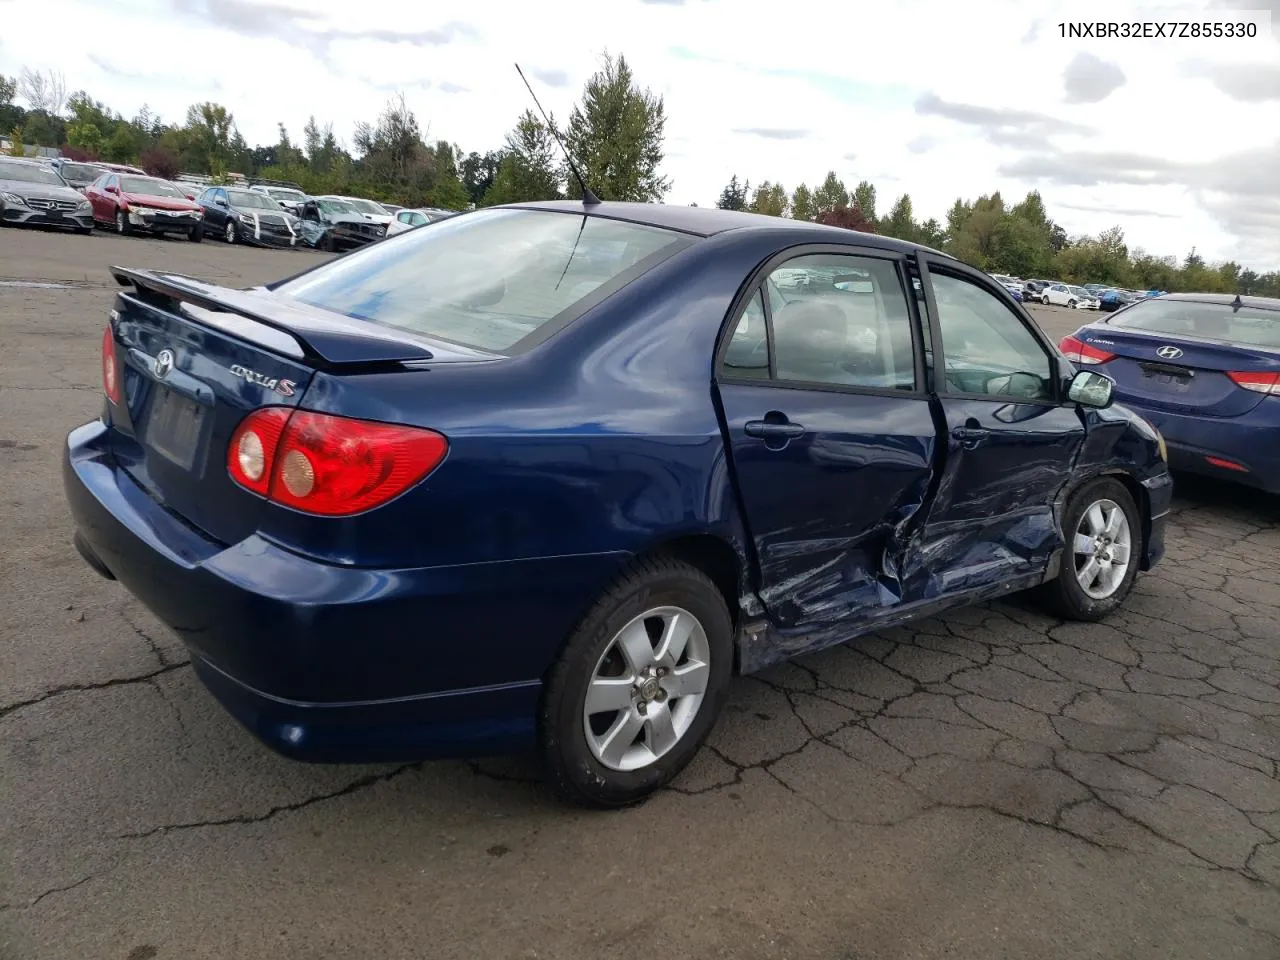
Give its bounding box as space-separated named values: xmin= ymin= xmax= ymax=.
xmin=1 ymin=155 xmax=457 ymax=249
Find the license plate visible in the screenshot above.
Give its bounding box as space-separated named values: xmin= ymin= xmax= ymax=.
xmin=46 ymin=209 xmax=63 ymax=218
xmin=146 ymin=387 xmax=206 ymax=470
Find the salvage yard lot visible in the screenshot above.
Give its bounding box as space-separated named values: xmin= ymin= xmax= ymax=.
xmin=2 ymin=230 xmax=1279 ymax=960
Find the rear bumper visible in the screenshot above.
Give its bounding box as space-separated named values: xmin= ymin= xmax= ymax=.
xmin=1129 ymin=401 xmax=1280 ymax=494
xmin=63 ymin=420 xmax=625 ymax=761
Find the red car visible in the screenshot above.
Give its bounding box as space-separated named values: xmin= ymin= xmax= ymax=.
xmin=84 ymin=172 xmax=204 ymax=241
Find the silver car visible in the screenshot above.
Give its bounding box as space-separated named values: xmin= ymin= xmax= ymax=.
xmin=385 ymin=206 xmax=457 ymax=235
xmin=0 ymin=158 xmax=94 ymax=233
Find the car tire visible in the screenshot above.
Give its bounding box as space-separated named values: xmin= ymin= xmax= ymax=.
xmin=1040 ymin=477 xmax=1143 ymax=622
xmin=115 ymin=209 xmax=130 ymax=236
xmin=188 ymin=225 xmax=202 ymax=243
xmin=538 ymin=555 xmax=734 ymax=808
xmin=224 ymin=221 xmax=237 ymax=244
xmin=1041 ymin=294 xmax=1050 ymax=305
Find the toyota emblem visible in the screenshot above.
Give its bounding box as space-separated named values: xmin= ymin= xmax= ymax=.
xmin=154 ymin=349 xmax=175 ymax=380
xmin=1156 ymin=345 xmax=1183 ymax=360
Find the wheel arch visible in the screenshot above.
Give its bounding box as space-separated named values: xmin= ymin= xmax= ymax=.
xmin=1063 ymin=468 xmax=1153 ymax=571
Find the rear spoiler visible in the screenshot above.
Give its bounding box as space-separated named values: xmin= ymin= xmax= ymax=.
xmin=110 ymin=266 xmax=435 ymax=366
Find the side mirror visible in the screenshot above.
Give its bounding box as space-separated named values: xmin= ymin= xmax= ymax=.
xmin=105 ymin=185 xmax=118 ymax=195
xmin=214 ymin=197 xmax=227 ymax=207
xmin=1068 ymin=370 xmax=1114 ymax=408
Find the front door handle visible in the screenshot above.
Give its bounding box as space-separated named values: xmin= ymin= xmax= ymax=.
xmin=745 ymin=420 xmax=806 ymax=439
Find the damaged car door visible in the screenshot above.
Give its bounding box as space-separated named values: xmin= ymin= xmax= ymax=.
xmin=715 ymin=248 xmax=938 ymax=629
xmin=909 ymin=254 xmax=1087 ymax=598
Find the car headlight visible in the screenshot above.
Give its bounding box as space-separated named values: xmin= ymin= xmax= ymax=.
xmin=77 ymin=199 xmax=91 ymax=210
xmin=1155 ymin=429 xmax=1168 ymax=463
xmin=238 ymin=214 xmax=255 ymax=225
xmin=2 ymin=192 xmax=28 ymax=206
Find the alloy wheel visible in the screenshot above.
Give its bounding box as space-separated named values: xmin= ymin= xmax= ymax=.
xmin=1073 ymin=498 xmax=1133 ymax=600
xmin=583 ymin=606 xmax=711 ymax=772
xmin=225 ymin=221 xmax=236 ymax=243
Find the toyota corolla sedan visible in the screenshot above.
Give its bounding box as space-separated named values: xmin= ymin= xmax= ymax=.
xmin=64 ymin=202 xmax=1172 ymax=807
xmin=1062 ymin=292 xmax=1280 ymax=492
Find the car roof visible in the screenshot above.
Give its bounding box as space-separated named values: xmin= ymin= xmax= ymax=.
xmin=1156 ymin=292 xmax=1280 ymax=310
xmin=504 ymin=199 xmax=952 ymax=256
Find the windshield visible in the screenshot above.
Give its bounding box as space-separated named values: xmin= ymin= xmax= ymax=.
xmin=345 ymin=198 xmax=387 ymax=216
xmin=268 ymin=188 xmax=304 ymax=201
xmin=120 ymin=177 xmax=187 ymax=199
xmin=0 ymin=160 xmax=66 ymax=185
xmin=317 ymin=198 xmax=358 ymax=215
xmin=276 ymin=208 xmax=694 ymax=353
xmin=1108 ymin=299 xmax=1280 ymax=349
xmin=227 ymin=190 xmax=282 ymax=210
xmin=59 ymin=163 xmax=103 ymax=181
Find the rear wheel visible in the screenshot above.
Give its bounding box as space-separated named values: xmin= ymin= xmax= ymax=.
xmin=1041 ymin=478 xmax=1142 ymax=621
xmin=539 ymin=556 xmax=733 ymax=808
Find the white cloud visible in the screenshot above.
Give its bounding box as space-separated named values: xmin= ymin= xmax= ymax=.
xmin=3 ymin=0 xmax=1278 ymax=266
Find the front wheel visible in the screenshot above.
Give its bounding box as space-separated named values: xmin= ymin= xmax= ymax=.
xmin=1041 ymin=294 xmax=1050 ymax=305
xmin=224 ymin=221 xmax=237 ymax=244
xmin=539 ymin=556 xmax=733 ymax=808
xmin=115 ymin=209 xmax=130 ymax=235
xmin=1040 ymin=477 xmax=1142 ymax=621
xmin=188 ymin=225 xmax=203 ymax=243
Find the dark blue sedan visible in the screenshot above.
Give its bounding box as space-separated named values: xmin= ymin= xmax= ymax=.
xmin=64 ymin=201 xmax=1172 ymax=806
xmin=1062 ymin=292 xmax=1280 ymax=493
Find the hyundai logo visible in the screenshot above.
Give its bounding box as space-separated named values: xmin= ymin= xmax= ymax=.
xmin=154 ymin=349 xmax=175 ymax=380
xmin=1156 ymin=345 xmax=1183 ymax=360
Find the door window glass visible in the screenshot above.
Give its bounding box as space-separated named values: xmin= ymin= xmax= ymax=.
xmin=721 ymin=290 xmax=770 ymax=379
xmin=931 ymin=272 xmax=1054 ymax=400
xmin=764 ymin=254 xmax=916 ymax=391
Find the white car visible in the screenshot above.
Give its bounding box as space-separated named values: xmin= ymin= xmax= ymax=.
xmin=249 ymin=184 xmax=309 ymax=215
xmin=320 ymin=194 xmax=393 ymax=226
xmin=386 ymin=207 xmax=457 ymax=236
xmin=1039 ymin=282 xmax=1100 ymax=310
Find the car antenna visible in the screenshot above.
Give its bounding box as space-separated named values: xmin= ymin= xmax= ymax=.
xmin=514 ymin=62 xmax=601 ymax=207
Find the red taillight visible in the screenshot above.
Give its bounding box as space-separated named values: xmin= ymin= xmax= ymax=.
xmin=102 ymin=325 xmax=121 ymax=404
xmin=1059 ymin=334 xmax=1115 ymax=365
xmin=227 ymin=408 xmax=448 ymax=516
xmin=1227 ymin=371 xmax=1280 ymax=395
xmin=227 ymin=407 xmax=292 ymax=496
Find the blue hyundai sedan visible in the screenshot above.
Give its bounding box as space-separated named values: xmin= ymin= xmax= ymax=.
xmin=64 ymin=201 xmax=1172 ymax=806
xmin=1061 ymin=292 xmax=1280 ymax=493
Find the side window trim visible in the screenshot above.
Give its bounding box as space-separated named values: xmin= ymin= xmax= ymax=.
xmin=714 ymin=245 xmax=925 ymax=397
xmin=915 ymin=253 xmax=1063 ymax=404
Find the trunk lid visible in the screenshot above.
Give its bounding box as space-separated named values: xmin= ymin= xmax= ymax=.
xmin=1077 ymin=326 xmax=1280 ymax=417
xmin=103 ymin=267 xmax=488 ymax=546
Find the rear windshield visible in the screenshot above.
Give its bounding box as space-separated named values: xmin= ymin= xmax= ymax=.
xmin=276 ymin=208 xmax=694 ymax=353
xmin=1108 ymin=298 xmax=1280 ymax=349
xmin=59 ymin=162 xmax=103 ymax=181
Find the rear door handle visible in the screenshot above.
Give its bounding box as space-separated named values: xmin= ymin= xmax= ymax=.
xmin=745 ymin=420 xmax=806 ymax=439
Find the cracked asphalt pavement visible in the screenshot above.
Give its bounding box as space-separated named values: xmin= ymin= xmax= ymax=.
xmin=2 ymin=229 xmax=1279 ymax=959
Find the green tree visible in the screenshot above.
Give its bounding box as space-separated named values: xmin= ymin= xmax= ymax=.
xmin=461 ymin=150 xmax=503 ymax=206
xmin=813 ymin=171 xmax=849 ymax=217
xmin=103 ymin=123 xmax=141 ymax=163
xmin=919 ymin=218 xmax=945 ymax=248
xmin=790 ymin=183 xmax=816 ymax=221
xmin=564 ymin=52 xmax=670 ymax=202
xmin=482 ymin=109 xmax=562 ymax=205
xmin=0 ymin=75 xmax=24 ymax=137
xmin=880 ymin=194 xmax=917 ymax=242
xmin=353 ymin=93 xmax=436 ymax=203
xmin=7 ymin=127 xmax=24 ymax=157
xmin=65 ymin=120 xmax=103 ymax=156
xmin=852 ymin=180 xmax=877 ymax=224
xmin=748 ymin=181 xmax=788 ymax=217
xmin=21 ymin=110 xmax=64 ymax=147
xmin=717 ymin=174 xmax=749 ymax=210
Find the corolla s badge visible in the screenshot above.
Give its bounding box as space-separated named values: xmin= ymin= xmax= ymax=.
xmin=1156 ymin=345 xmax=1183 ymax=360
xmin=153 ymin=349 xmax=174 ymax=380
xmin=230 ymin=364 xmax=297 ymax=397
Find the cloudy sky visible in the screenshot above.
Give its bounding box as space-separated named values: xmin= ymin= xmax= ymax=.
xmin=3 ymin=0 xmax=1278 ymax=266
